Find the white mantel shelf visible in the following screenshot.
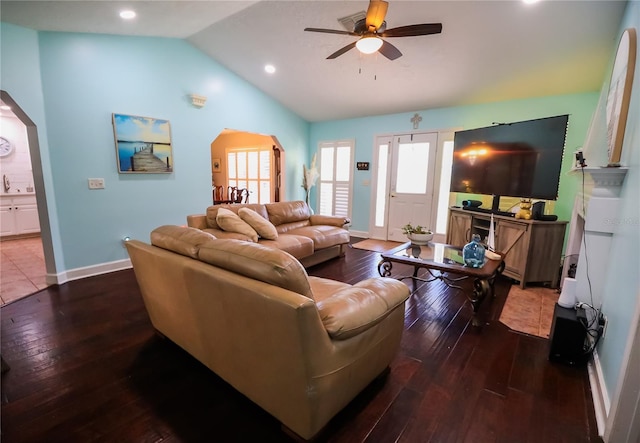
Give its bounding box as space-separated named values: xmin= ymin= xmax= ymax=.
xmin=569 ymin=166 xmax=629 ymax=198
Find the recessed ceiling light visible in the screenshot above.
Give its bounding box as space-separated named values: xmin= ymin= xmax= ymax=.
xmin=120 ymin=10 xmax=136 ymax=20
xmin=264 ymin=64 xmax=276 ymax=74
xmin=523 ymin=0 xmax=540 ymax=4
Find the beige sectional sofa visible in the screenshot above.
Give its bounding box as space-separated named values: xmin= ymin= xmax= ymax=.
xmin=126 ymin=225 xmax=410 ymax=440
xmin=187 ymin=200 xmax=350 ymax=267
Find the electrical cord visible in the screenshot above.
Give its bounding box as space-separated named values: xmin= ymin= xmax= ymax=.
xmin=577 ymin=166 xmax=603 ymax=355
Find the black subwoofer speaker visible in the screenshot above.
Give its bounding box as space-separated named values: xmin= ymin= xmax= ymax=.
xmin=548 ymin=304 xmax=588 ymax=366
xmin=532 ymin=201 xmax=545 ymax=219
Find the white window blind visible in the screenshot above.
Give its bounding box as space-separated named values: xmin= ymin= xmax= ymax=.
xmin=226 ymin=147 xmax=271 ymax=204
xmin=318 ymin=140 xmax=353 ymax=219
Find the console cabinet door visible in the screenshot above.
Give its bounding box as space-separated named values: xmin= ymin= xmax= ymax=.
xmin=446 ymin=211 xmax=472 ymax=247
xmin=496 ymin=220 xmax=530 ymax=278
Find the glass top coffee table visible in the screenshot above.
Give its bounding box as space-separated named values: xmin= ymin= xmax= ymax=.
xmin=378 ymin=242 xmax=505 ymax=325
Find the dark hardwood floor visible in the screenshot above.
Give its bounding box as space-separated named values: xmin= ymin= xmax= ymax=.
xmin=1 ymin=239 xmax=601 ymax=442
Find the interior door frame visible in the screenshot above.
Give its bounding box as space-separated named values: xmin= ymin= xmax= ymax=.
xmin=368 ymin=129 xmax=458 ymax=242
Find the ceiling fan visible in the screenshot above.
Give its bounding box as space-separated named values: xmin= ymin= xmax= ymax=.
xmin=304 ymin=0 xmax=442 ymax=61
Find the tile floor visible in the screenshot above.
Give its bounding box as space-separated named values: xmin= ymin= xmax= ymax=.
xmin=499 ymin=284 xmax=560 ymax=338
xmin=0 ymin=236 xmax=48 ymax=306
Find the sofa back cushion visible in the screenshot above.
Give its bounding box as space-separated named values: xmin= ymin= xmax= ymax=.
xmin=198 ymin=239 xmax=313 ymax=299
xmin=150 ymin=225 xmax=217 ymax=259
xmin=266 ymin=201 xmax=311 ymax=227
xmin=238 ymin=207 xmax=278 ymax=240
xmin=216 ymin=208 xmax=259 ymax=242
xmin=205 ymin=203 xmax=268 ymax=230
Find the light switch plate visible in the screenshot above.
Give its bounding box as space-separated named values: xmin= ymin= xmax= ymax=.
xmin=88 ymin=178 xmax=105 ymax=189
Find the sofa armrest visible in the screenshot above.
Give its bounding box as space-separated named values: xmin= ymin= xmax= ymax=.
xmin=187 ymin=214 xmax=208 ymax=230
xmin=309 ymin=214 xmax=351 ymax=228
xmin=315 ymin=277 xmax=409 ymax=340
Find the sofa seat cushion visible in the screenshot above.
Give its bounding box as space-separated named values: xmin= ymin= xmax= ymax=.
xmin=198 ymin=239 xmax=313 ymax=299
xmin=258 ymin=235 xmax=314 ymax=260
xmin=238 ymin=207 xmax=278 ymax=240
xmin=150 ymin=225 xmax=217 ymax=259
xmin=286 ymin=225 xmax=350 ymax=250
xmin=202 ymin=228 xmax=253 ymax=241
xmin=216 ymin=208 xmax=259 ymax=242
xmin=308 ymin=276 xmax=351 ymax=302
xmin=314 ymin=277 xmax=410 ymax=340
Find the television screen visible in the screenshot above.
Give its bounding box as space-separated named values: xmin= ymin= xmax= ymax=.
xmin=450 ymin=115 xmax=569 ymax=202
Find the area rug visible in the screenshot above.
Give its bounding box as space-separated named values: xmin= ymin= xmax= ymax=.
xmin=351 ymin=239 xmax=404 ymax=253
xmin=499 ymin=285 xmax=559 ymax=338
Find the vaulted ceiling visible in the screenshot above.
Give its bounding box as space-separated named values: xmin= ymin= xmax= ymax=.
xmin=0 ymin=1 xmax=627 ymax=121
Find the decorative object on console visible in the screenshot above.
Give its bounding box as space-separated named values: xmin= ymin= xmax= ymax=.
xmin=462 ymin=199 xmax=482 ymax=208
xmin=515 ymin=198 xmax=533 ymax=220
xmin=487 ymin=213 xmax=496 ymax=251
xmin=401 ymin=223 xmax=433 ymax=245
xmin=606 ymin=28 xmax=636 ymax=166
xmin=112 ymin=113 xmax=173 ymax=174
xmin=462 ymin=234 xmax=485 ymax=268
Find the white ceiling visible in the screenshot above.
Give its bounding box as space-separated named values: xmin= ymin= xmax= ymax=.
xmin=0 ymin=0 xmax=627 ymax=122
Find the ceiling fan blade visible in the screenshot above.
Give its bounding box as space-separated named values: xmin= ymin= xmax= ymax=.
xmin=365 ymin=0 xmax=388 ymax=30
xmin=304 ymin=27 xmax=358 ymax=36
xmin=380 ymin=23 xmax=443 ymax=37
xmin=327 ymin=42 xmax=357 ymax=59
xmin=378 ymin=40 xmax=402 ymax=60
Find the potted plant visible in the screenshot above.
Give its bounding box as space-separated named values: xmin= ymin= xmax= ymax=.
xmin=402 ymin=223 xmax=434 ymax=245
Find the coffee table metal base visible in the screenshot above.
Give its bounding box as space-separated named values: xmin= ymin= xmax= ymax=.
xmin=378 ymin=249 xmax=505 ymax=326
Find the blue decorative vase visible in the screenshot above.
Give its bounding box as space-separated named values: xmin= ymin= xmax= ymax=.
xmin=463 ymin=234 xmax=485 ymax=268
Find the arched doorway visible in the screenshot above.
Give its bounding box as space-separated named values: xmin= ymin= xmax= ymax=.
xmin=0 ymin=90 xmax=56 ymax=303
xmin=210 ymin=129 xmax=285 ymax=204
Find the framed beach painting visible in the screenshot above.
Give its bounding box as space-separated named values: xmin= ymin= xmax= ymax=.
xmin=112 ymin=113 xmax=174 ymax=173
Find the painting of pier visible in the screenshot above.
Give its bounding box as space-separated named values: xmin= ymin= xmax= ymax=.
xmin=112 ymin=113 xmax=173 ymax=173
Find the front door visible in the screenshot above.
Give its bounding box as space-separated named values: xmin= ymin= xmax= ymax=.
xmin=386 ymin=133 xmax=438 ymax=242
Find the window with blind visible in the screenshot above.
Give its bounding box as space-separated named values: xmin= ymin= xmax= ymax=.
xmin=317 ymin=140 xmax=353 ymax=219
xmin=226 ymin=147 xmax=271 ymax=204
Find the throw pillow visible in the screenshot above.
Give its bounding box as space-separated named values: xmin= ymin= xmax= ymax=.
xmin=216 ymin=207 xmax=259 ymax=242
xmin=238 ymin=207 xmax=278 ymax=240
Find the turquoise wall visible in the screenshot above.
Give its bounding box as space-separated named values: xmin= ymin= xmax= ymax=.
xmin=0 ymin=22 xmax=65 ymax=272
xmin=1 ymin=26 xmax=309 ymax=271
xmin=583 ymin=0 xmax=640 ymax=410
xmin=310 ymin=94 xmax=598 ymax=233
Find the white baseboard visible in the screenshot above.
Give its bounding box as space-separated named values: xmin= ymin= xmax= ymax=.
xmin=349 ymin=230 xmax=369 ymax=238
xmin=46 ymin=258 xmax=132 ymax=285
xmin=588 ymin=349 xmax=610 ymax=438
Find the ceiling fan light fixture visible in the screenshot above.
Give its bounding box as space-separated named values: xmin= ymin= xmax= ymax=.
xmin=356 ymin=36 xmax=383 ymax=54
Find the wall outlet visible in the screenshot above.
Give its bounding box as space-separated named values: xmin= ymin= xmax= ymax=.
xmin=599 ymin=314 xmax=608 ymax=339
xmin=88 ymin=178 xmax=105 ymax=189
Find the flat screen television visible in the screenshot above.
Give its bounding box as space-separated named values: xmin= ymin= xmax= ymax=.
xmin=450 ymin=115 xmax=569 ymax=213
